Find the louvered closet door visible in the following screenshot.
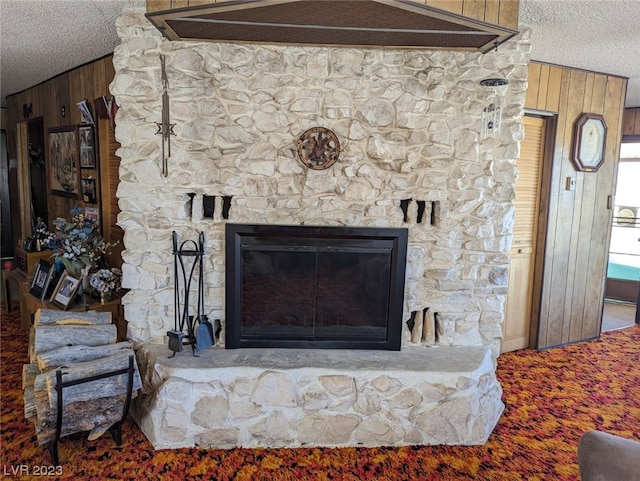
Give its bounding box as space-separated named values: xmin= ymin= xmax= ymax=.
xmin=502 ymin=116 xmax=545 ymax=353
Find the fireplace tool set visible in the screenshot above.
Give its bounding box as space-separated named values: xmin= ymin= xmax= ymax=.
xmin=167 ymin=231 xmax=215 ymax=357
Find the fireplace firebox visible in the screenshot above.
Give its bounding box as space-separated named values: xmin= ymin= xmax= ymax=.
xmin=225 ymin=224 xmax=408 ymax=350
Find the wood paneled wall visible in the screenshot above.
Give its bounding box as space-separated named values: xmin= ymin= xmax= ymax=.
xmin=5 ymin=56 xmax=122 ymax=264
xmin=98 ymin=117 xmax=125 ymax=268
xmin=622 ymin=107 xmax=640 ymax=139
xmin=146 ymin=0 xmax=519 ymax=30
xmin=525 ymin=61 xmax=628 ymax=349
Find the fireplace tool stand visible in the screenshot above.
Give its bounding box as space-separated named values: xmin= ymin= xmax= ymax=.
xmin=168 ymin=231 xmax=213 ymax=357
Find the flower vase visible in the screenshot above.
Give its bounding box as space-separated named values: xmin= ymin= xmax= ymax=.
xmin=100 ymin=291 xmax=111 ymax=305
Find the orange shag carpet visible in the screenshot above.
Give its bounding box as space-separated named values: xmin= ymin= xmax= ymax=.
xmin=1 ymin=307 xmax=639 ymax=481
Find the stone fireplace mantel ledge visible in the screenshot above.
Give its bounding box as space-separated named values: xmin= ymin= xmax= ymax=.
xmin=133 ymin=343 xmax=504 ymax=450
xmin=143 ymin=343 xmax=492 ymax=377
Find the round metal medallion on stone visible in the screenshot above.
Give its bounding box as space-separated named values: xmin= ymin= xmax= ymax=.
xmin=296 ymin=127 xmax=340 ymax=170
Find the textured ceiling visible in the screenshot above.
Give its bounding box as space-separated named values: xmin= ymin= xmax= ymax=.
xmin=1 ymin=0 xmax=639 ymax=108
xmin=0 ymin=0 xmax=146 ymax=108
xmin=519 ymin=0 xmax=640 ymax=108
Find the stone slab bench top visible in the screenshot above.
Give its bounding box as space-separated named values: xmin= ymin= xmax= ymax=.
xmin=133 ymin=343 xmax=504 ymax=449
xmin=139 ymin=343 xmax=493 ymax=379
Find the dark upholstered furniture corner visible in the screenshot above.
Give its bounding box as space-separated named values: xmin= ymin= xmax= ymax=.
xmin=578 ymin=430 xmax=640 ymax=481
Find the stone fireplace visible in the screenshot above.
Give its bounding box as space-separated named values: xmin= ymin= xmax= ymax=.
xmin=225 ymin=223 xmax=408 ymax=350
xmin=111 ymin=8 xmax=530 ymax=449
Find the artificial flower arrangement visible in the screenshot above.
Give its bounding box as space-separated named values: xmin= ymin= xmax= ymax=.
xmin=89 ymin=268 xmax=122 ymax=295
xmin=40 ymin=207 xmax=118 ymax=277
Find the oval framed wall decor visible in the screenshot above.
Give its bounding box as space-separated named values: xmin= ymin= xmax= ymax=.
xmin=572 ymin=113 xmax=607 ymax=172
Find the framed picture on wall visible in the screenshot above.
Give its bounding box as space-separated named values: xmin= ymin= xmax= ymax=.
xmin=572 ymin=113 xmax=607 ymax=172
xmin=76 ymin=100 xmax=95 ymax=125
xmin=48 ymin=126 xmax=81 ymax=198
xmin=78 ymin=124 xmax=96 ymax=168
xmin=82 ymin=177 xmax=97 ymax=204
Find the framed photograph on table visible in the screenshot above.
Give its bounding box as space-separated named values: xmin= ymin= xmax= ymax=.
xmin=85 ymin=207 xmax=99 ymax=223
xmin=48 ymin=126 xmax=81 ymax=198
xmin=23 ymin=237 xmax=35 ymax=252
xmin=78 ymin=124 xmax=96 ymax=169
xmin=50 ymin=271 xmax=82 ymax=310
xmin=29 ymin=260 xmax=55 ymax=300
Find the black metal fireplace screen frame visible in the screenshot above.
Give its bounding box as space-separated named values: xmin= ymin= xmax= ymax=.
xmin=225 ymin=223 xmax=408 ymax=350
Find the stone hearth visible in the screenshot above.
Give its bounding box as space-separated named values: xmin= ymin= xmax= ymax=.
xmin=112 ymin=8 xmax=530 ymax=449
xmin=135 ymin=345 xmax=503 ymax=449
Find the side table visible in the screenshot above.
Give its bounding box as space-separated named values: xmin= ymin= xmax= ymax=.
xmin=2 ymin=269 xmax=31 ymax=328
